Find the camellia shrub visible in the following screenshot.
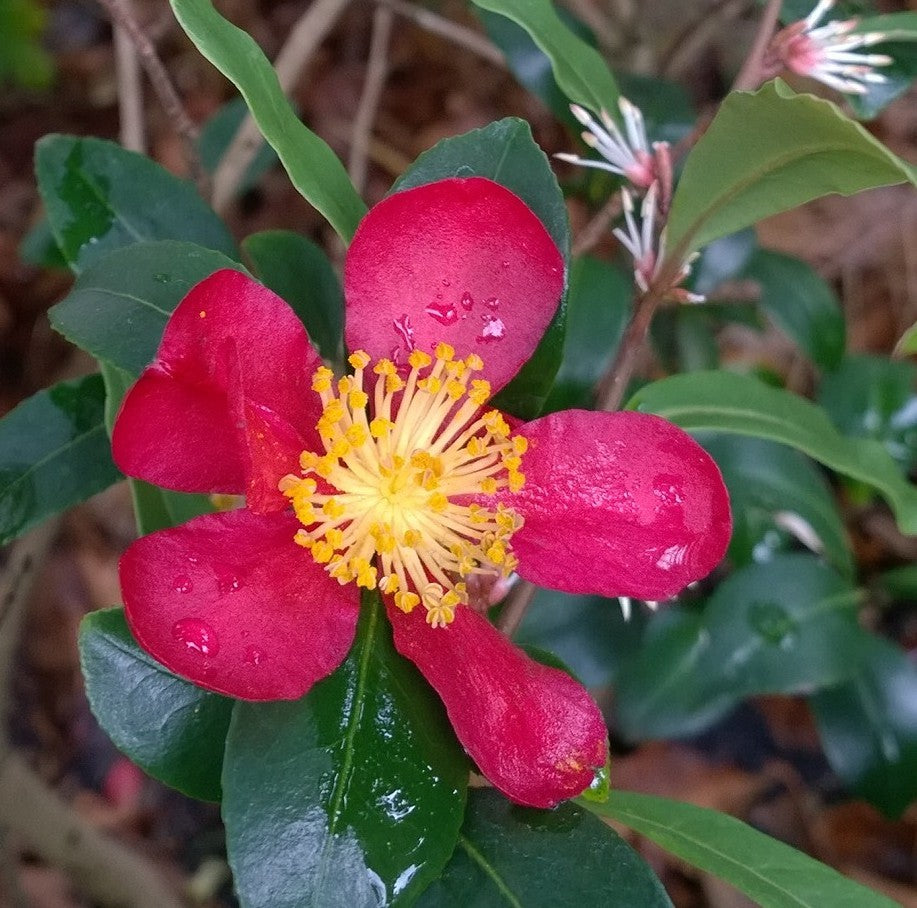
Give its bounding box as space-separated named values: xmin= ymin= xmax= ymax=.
xmin=3 ymin=0 xmax=917 ymax=904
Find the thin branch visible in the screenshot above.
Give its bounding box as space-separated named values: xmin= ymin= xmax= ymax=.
xmin=375 ymin=0 xmax=506 ymax=67
xmin=496 ymin=579 xmax=537 ymax=638
xmin=211 ymin=0 xmax=354 ymax=213
xmin=349 ymin=6 xmax=395 ymax=195
xmin=97 ymin=0 xmax=205 ymax=190
xmin=572 ymin=193 xmax=624 ymax=258
xmin=732 ymin=0 xmax=784 ymax=91
xmin=113 ymin=25 xmax=146 ymax=153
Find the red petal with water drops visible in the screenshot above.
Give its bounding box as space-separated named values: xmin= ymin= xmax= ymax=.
xmin=506 ymin=409 xmax=731 ymax=601
xmin=344 ymin=178 xmax=564 ymax=393
xmin=113 ymin=270 xmax=324 ymax=508
xmin=120 ymin=509 xmax=360 ymax=700
xmin=387 ymin=604 xmax=607 ymax=808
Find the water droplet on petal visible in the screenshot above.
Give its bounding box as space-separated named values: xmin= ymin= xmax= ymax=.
xmin=477 ymin=315 xmax=506 ymax=344
xmin=748 ymin=602 xmax=797 ymax=647
xmin=484 ymin=296 xmax=500 ymax=310
xmin=172 ymin=575 xmax=193 ymax=594
xmin=424 ymin=299 xmax=458 ymax=326
xmin=172 ymin=618 xmax=220 ymax=656
xmin=153 ymin=272 xmax=171 ymax=284
xmin=214 ymin=564 xmax=242 ymax=594
xmin=460 ymin=292 xmax=474 ymax=311
xmin=243 ymin=645 xmax=265 ymax=666
xmin=393 ymin=314 xmax=416 ymax=352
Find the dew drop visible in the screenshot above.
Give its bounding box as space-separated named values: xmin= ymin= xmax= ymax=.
xmin=748 ymin=602 xmax=797 ymax=646
xmin=214 ymin=564 xmax=242 ymax=594
xmin=392 ymin=314 xmax=416 ymax=352
xmin=243 ymin=645 xmax=265 ymax=666
xmin=424 ymin=299 xmax=458 ymax=326
xmin=484 ymin=296 xmax=500 ymax=310
xmin=460 ymin=291 xmax=474 ymax=311
xmin=153 ymin=272 xmax=171 ymax=284
xmin=172 ymin=575 xmax=193 ymax=594
xmin=477 ymin=315 xmax=506 ymax=344
xmin=501 ymin=260 xmax=510 ymax=268
xmin=172 ymin=618 xmax=220 ymax=656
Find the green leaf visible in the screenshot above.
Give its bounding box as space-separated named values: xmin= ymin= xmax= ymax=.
xmin=222 ymin=592 xmax=467 ymax=907
xmin=895 ymin=318 xmax=917 ymax=356
xmin=50 ymin=240 xmax=246 ymax=376
xmin=811 ymin=634 xmax=917 ymax=819
xmin=876 ymin=563 xmax=917 ymax=600
xmin=543 ymin=256 xmax=630 ymax=412
xmin=418 ymin=788 xmax=672 ymax=907
xmin=79 ymin=607 xmax=233 ymax=802
xmin=817 ymin=354 xmax=917 ymax=474
xmin=848 ymin=14 xmax=917 ymax=119
xmin=628 ymin=370 xmax=917 ymax=535
xmin=742 ymin=249 xmax=846 ymax=370
xmin=591 ymin=790 xmax=899 ymax=908
xmin=698 ymin=434 xmax=854 ymax=577
xmin=393 ymin=117 xmax=570 ymax=420
xmin=0 ymin=375 xmax=122 ymax=546
xmin=170 ymin=0 xmax=366 ymax=243
xmin=198 ymin=97 xmax=279 ymax=195
xmin=665 ymin=80 xmax=917 ymax=259
xmin=469 ymin=0 xmax=619 ymax=114
xmin=242 ymin=230 xmax=343 ymax=363
xmin=18 ymin=217 xmax=67 ymax=269
xmin=0 ymin=0 xmax=53 ymax=89
xmin=35 ymin=134 xmax=236 ymax=273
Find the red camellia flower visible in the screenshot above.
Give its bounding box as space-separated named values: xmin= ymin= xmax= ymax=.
xmin=112 ymin=177 xmax=731 ymax=808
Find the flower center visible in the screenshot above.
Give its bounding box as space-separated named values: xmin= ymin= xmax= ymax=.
xmin=278 ymin=343 xmax=527 ymax=628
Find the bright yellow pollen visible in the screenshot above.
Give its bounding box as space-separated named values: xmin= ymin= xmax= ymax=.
xmin=279 ymin=345 xmax=527 ymax=627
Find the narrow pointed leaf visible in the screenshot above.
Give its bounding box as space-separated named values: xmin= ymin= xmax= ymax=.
xmin=170 ymin=0 xmax=366 ymax=242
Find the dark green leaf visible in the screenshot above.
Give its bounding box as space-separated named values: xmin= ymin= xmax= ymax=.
xmin=543 ymin=256 xmax=630 ymax=412
xmin=222 ymin=592 xmax=467 ymax=907
xmin=198 ymin=97 xmax=279 ymax=194
xmin=0 ymin=375 xmax=121 ymax=546
xmin=18 ymin=217 xmax=67 ymax=269
xmin=666 ymin=80 xmax=917 ymax=259
xmin=393 ymin=117 xmax=570 ymax=420
xmin=418 ymin=788 xmax=672 ymax=907
xmin=592 ymin=790 xmax=899 ymax=908
xmin=651 ymin=306 xmax=720 ymax=373
xmin=876 ymin=563 xmax=917 ymax=601
xmin=469 ymin=0 xmax=619 ymax=114
xmin=35 ymin=134 xmax=236 ymax=273
xmin=848 ymin=14 xmax=917 ymax=119
xmin=688 ymin=230 xmax=757 ymax=296
xmin=817 ymin=354 xmax=917 ymax=473
xmin=0 ymin=0 xmax=53 ymax=89
xmin=698 ymin=434 xmax=854 ymax=577
xmin=628 ymin=370 xmax=917 ymax=535
xmin=242 ymin=230 xmax=343 ymax=363
xmin=79 ymin=607 xmax=233 ymax=801
xmin=742 ymin=249 xmax=846 ymax=370
xmin=811 ymin=634 xmax=917 ymax=818
xmin=170 ymin=0 xmax=366 ymax=243
xmin=50 ymin=240 xmax=246 ymax=376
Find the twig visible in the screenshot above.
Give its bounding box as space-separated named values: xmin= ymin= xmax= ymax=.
xmin=97 ymin=0 xmax=205 ymax=190
xmin=349 ymin=5 xmax=395 ymax=195
xmin=732 ymin=0 xmax=784 ymax=91
xmin=572 ymin=193 xmax=624 ymax=258
xmin=496 ymin=579 xmax=537 ymax=638
xmin=211 ymin=0 xmax=354 ymax=213
xmin=113 ymin=25 xmax=145 ymax=153
xmin=375 ymin=0 xmax=505 ymax=67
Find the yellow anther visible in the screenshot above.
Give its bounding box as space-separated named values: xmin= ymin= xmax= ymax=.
xmin=351 ymin=558 xmax=377 ymax=590
xmin=486 ymin=540 xmax=506 ymax=565
xmin=512 ymin=435 xmax=529 ymax=455
xmin=465 ymin=353 xmax=484 ymax=371
xmin=337 ymin=376 xmax=353 ymax=394
xmin=278 ymin=474 xmax=300 ymax=493
xmin=466 ymin=437 xmax=485 ymax=458
xmin=315 ymin=455 xmax=337 ymax=478
xmin=394 ymin=591 xmax=420 ymax=613
xmin=323 ymin=399 xmax=345 ymax=423
xmin=503 ymin=455 xmax=522 ymax=471
xmin=312 ymin=541 xmax=335 ymax=563
xmin=323 ymin=498 xmax=345 ymax=518
xmin=348 ymin=350 xmax=370 ymax=370
xmin=428 ymin=492 xmax=448 ymax=512
xmin=294 ymin=530 xmax=313 ymax=548
xmin=480 ymin=477 xmax=497 ymax=494
xmin=346 ymin=424 xmax=368 ymax=446
xmin=469 ymin=379 xmax=491 ymax=405
xmin=349 ymin=389 xmax=369 ymax=409
xmin=509 ymin=471 xmax=525 ymax=492
xmin=435 ymin=342 xmax=455 ymax=361
xmin=370 ymin=417 xmax=394 ymax=438
xmin=408 ymin=350 xmax=432 ymax=369
xmin=418 ymin=376 xmax=442 ymax=394
xmin=329 ymin=559 xmax=353 ymax=582
xmin=445 ymin=360 xmax=466 ymax=377
xmin=468 ymin=503 xmax=486 ymax=523
xmin=483 ymin=410 xmax=510 ymax=438
xmin=379 ymin=574 xmax=400 ymax=594
xmin=300 ymin=451 xmax=319 ymax=471
xmin=331 ymin=438 xmax=350 ymax=458
xmin=325 ymin=528 xmax=344 ymax=549
xmin=292 ymin=501 xmax=316 ymax=525
xmin=386 ymin=373 xmax=405 ymax=393
xmin=403 ymin=529 xmax=422 ymax=547
xmin=312 ymin=367 xmax=333 ymax=392
xmin=446 ymin=380 xmax=465 ymax=400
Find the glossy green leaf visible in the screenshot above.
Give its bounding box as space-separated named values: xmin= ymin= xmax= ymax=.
xmin=469 ymin=0 xmax=618 ymax=113
xmin=811 ymin=635 xmax=917 ymax=818
xmin=592 ymin=790 xmax=899 ymax=908
xmin=651 ymin=307 xmax=720 ymax=373
xmin=170 ymin=0 xmax=366 ymax=243
xmin=848 ymin=14 xmax=917 ymax=119
xmin=222 ymin=592 xmax=467 ymax=907
xmin=742 ymin=249 xmax=846 ymax=370
xmin=774 ymin=0 xmax=872 ymax=22
xmin=628 ymin=370 xmax=917 ymax=535
xmin=79 ymin=607 xmax=233 ymax=802
xmin=877 ymin=563 xmax=917 ymax=600
xmin=393 ymin=117 xmax=570 ymax=420
xmin=817 ymin=354 xmax=917 ymax=473
xmin=0 ymin=375 xmax=121 ymax=546
xmin=895 ymin=319 xmax=917 ymax=356
xmin=665 ymin=80 xmax=917 ymax=259
xmin=543 ymin=256 xmax=630 ymax=412
xmin=198 ymin=97 xmax=279 ymax=195
xmin=50 ymin=240 xmax=246 ymax=376
xmin=242 ymin=230 xmax=343 ymax=363
xmin=698 ymin=434 xmax=853 ymax=577
xmin=35 ymin=134 xmax=236 ymax=273
xmin=418 ymin=788 xmax=672 ymax=907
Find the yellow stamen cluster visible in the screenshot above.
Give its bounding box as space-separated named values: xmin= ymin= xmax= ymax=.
xmin=279 ymin=343 xmax=527 ymax=628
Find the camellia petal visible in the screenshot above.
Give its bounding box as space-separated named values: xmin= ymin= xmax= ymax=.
xmin=506 ymin=409 xmax=731 ymax=600
xmin=120 ymin=509 xmax=360 ymax=700
xmin=113 ymin=270 xmax=324 ymax=505
xmin=344 ymin=178 xmax=564 ymax=394
xmin=387 ymin=603 xmax=607 ymax=808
